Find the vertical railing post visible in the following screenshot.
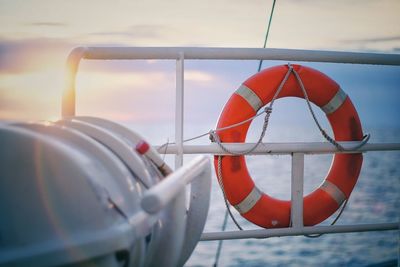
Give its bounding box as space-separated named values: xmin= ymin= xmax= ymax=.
xmin=62 ymin=47 xmax=86 ymax=118
xmin=175 ymin=52 xmax=185 ymax=169
xmin=291 ymin=153 xmax=304 ymax=228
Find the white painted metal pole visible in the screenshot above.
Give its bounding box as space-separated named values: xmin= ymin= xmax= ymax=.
xmin=156 ymin=142 xmax=400 ymax=155
xmin=177 ymin=160 xmax=211 ymax=266
xmin=175 ymin=52 xmax=184 ymax=169
xmin=291 ymin=153 xmax=304 ymax=228
xmin=62 ymin=47 xmax=400 ymax=117
xmin=141 ymin=156 xmax=210 ymax=214
xmin=63 ymin=46 xmax=400 ymax=118
xmin=200 ymin=223 xmax=399 ymax=241
xmin=80 ymin=47 xmax=400 ymax=66
xmin=62 ymin=47 xmax=87 ymax=117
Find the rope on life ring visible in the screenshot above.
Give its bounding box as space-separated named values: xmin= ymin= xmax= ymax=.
xmin=213 ymin=64 xmax=367 ymax=229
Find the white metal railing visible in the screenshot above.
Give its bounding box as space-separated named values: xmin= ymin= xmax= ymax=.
xmin=141 ymin=155 xmax=210 ymax=214
xmin=62 ymin=46 xmax=400 ymax=243
xmin=201 ymin=223 xmax=399 ymax=240
xmin=157 ymin=142 xmax=400 ymax=155
xmin=62 ymin=47 xmax=400 ymax=164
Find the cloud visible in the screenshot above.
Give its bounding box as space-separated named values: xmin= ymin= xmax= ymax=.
xmin=26 ymin=22 xmax=67 ymax=27
xmin=89 ymin=24 xmax=173 ymax=41
xmin=185 ymin=70 xmax=214 ymax=82
xmin=0 ymin=37 xmax=73 ymax=73
xmin=0 ymin=32 xmax=196 ymax=76
xmin=344 ymin=35 xmax=400 ymax=44
xmin=0 ymin=20 xmax=194 ymax=74
xmin=0 ymin=90 xmax=24 ymax=110
xmin=338 ymin=35 xmax=400 ymax=53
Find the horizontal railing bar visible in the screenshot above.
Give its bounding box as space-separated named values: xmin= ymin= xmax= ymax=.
xmin=62 ymin=46 xmax=400 ymax=117
xmin=200 ymin=222 xmax=399 ymax=241
xmin=141 ymin=155 xmax=209 ymax=214
xmin=156 ymin=142 xmax=400 ymax=155
xmin=77 ymin=47 xmax=400 ymax=65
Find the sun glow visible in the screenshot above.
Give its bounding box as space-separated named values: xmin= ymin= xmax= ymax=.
xmin=0 ymin=70 xmax=64 ymax=121
xmin=1 ymin=0 xmax=399 ymax=125
xmin=73 ymin=68 xmax=177 ymax=122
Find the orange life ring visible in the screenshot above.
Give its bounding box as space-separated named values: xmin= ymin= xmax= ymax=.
xmin=214 ymin=64 xmax=364 ymax=228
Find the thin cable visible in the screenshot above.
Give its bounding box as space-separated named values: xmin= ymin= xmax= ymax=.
xmin=258 ymin=0 xmax=277 ymax=72
xmin=213 ymin=206 xmax=229 ymax=267
xmin=213 ymin=110 xmax=266 ymax=133
xmin=157 ymin=110 xmax=266 ymax=152
xmin=305 ymin=198 xmax=349 ymax=238
xmin=161 ymin=138 xmax=169 ymax=161
xmin=210 ymin=65 xmax=293 ymax=156
xmin=217 ymin=156 xmax=243 ymax=230
xmin=291 ymin=68 xmax=345 ymax=151
xmin=158 ymin=67 xmax=293 ymax=231
xmin=158 ymin=65 xmax=292 ymax=155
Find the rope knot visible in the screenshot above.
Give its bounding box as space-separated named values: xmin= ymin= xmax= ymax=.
xmin=264 ymin=106 xmax=272 ymax=114
xmin=209 ymin=130 xmax=217 ymax=143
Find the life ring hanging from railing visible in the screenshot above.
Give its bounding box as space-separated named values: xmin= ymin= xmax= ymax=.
xmin=214 ymin=64 xmax=364 ymax=228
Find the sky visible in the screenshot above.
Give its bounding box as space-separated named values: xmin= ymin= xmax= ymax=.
xmin=0 ymin=0 xmax=400 ymax=141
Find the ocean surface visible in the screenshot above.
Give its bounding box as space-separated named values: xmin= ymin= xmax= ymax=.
xmin=128 ymin=121 xmax=399 ymax=267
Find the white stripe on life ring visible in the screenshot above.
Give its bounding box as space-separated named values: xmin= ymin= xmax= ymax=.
xmin=234 ymin=84 xmax=263 ymax=112
xmin=234 ymin=186 xmax=262 ymax=214
xmin=321 ymin=88 xmax=347 ymax=114
xmin=319 ymin=180 xmax=346 ymax=206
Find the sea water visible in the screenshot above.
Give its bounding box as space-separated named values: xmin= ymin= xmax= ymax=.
xmin=130 ymin=122 xmax=399 ymax=267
